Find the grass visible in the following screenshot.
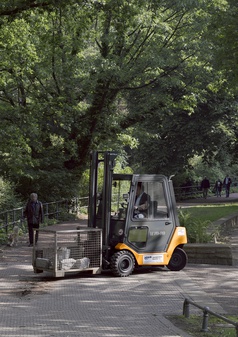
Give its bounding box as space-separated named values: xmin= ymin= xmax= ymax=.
xmin=167 ymin=314 xmax=238 ymax=337
xmin=178 ymin=203 xmax=238 ymax=243
xmin=179 ymin=203 xmax=238 ymax=223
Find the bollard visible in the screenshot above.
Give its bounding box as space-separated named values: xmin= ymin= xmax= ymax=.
xmin=183 ymin=299 xmax=190 ymax=318
xmin=201 ymin=308 xmax=209 ymax=332
xmin=183 ymin=298 xmax=238 ymax=336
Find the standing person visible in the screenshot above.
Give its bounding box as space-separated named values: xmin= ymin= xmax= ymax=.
xmin=214 ymin=179 xmax=222 ymax=197
xmin=200 ymin=176 xmax=210 ymax=199
xmin=23 ymin=193 xmax=44 ymax=246
xmin=223 ymin=175 xmax=232 ymax=197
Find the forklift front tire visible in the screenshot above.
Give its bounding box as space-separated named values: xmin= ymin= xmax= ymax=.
xmin=167 ymin=247 xmax=187 ymax=271
xmin=110 ymin=250 xmax=135 ymax=277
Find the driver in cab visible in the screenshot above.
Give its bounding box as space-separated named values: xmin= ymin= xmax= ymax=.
xmin=134 ymin=182 xmax=150 ymax=218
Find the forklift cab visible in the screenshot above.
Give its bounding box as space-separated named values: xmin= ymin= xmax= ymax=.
xmin=88 ymin=151 xmax=187 ymax=277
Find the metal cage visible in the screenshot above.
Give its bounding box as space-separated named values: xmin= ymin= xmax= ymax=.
xmin=32 ymin=227 xmax=102 ymax=277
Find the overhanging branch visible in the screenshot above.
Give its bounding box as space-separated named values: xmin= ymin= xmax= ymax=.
xmin=0 ymin=1 xmax=51 ymax=16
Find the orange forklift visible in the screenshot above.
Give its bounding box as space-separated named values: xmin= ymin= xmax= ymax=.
xmin=32 ymin=150 xmax=187 ymax=277
xmin=88 ymin=151 xmax=187 ymax=276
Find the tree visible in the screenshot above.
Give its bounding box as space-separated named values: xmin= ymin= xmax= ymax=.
xmin=0 ymin=0 xmax=237 ymax=200
xmin=123 ymin=0 xmax=238 ymax=177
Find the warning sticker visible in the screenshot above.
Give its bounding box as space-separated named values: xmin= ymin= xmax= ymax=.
xmin=178 ymin=228 xmax=186 ymax=236
xmin=143 ymin=254 xmax=164 ymax=264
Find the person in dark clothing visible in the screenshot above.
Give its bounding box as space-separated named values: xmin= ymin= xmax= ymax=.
xmin=214 ymin=179 xmax=222 ymax=197
xmin=134 ymin=182 xmax=150 ymax=218
xmin=223 ymin=175 xmax=232 ymax=197
xmin=200 ymin=176 xmax=210 ymax=199
xmin=23 ymin=193 xmax=43 ymax=246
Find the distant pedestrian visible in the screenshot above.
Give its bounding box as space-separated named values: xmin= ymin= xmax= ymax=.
xmin=214 ymin=179 xmax=222 ymax=197
xmin=23 ymin=193 xmax=43 ymax=247
xmin=223 ymin=175 xmax=232 ymax=197
xmin=200 ymin=176 xmax=210 ymax=199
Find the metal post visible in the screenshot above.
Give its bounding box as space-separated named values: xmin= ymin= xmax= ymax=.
xmin=5 ymin=212 xmax=8 ymax=234
xmin=13 ymin=209 xmax=16 ymax=223
xmin=201 ymin=308 xmax=209 ymax=332
xmin=45 ymin=203 xmax=48 ymax=221
xmin=54 ymin=231 xmax=58 ymax=275
xmin=183 ymin=299 xmax=190 ymax=318
xmin=56 ymin=202 xmax=59 ymax=219
xmin=21 ymin=208 xmax=24 ymax=228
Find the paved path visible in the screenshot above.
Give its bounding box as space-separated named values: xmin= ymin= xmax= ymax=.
xmin=1 ymin=240 xmax=238 ymax=337
xmin=177 ymin=193 xmax=238 ymax=316
xmin=0 ymin=241 xmax=227 ymax=337
xmin=177 ymin=192 xmax=238 ymax=206
xmin=1 ymin=195 xmax=238 ymax=337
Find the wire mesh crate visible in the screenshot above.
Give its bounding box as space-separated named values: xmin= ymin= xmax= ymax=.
xmin=32 ymin=227 xmax=102 ymax=277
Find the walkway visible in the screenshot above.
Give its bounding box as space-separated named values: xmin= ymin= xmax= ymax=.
xmin=0 ymin=238 xmax=230 ymax=337
xmin=177 ymin=192 xmax=238 ymax=206
xmin=1 ymin=194 xmax=238 ymax=336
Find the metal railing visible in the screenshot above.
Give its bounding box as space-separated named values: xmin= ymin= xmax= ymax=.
xmin=1 ymin=183 xmax=237 ymax=233
xmin=0 ymin=197 xmax=89 ymax=234
xmin=183 ymin=298 xmax=238 ymax=336
xmin=174 ymin=184 xmax=238 ymax=201
xmin=0 ymin=207 xmax=25 ymax=233
xmin=174 ymin=185 xmax=213 ymax=200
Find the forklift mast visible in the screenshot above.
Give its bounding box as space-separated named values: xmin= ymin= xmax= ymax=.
xmin=88 ymin=151 xmax=117 ymax=246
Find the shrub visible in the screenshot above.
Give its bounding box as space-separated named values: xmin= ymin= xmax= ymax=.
xmin=178 ymin=209 xmax=212 ymax=243
xmin=0 ymin=178 xmax=21 ymax=211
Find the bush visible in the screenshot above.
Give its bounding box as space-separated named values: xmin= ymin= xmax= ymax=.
xmin=0 ymin=178 xmax=21 ymax=211
xmin=178 ymin=209 xmax=212 ymax=243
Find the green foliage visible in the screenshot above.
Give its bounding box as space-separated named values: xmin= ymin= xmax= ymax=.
xmin=179 ymin=203 xmax=238 ymax=243
xmin=0 ymin=224 xmax=25 ymax=245
xmin=39 ymin=212 xmax=78 ymax=228
xmin=178 ymin=209 xmax=212 ymax=243
xmin=181 ymin=204 xmax=238 ymax=223
xmin=0 ymin=0 xmax=238 ymax=202
xmin=42 ymin=218 xmax=58 ymax=227
xmin=0 ymin=178 xmax=21 ymax=211
xmin=0 ymin=228 xmax=7 ymax=244
xmin=168 ymin=314 xmax=238 ymax=337
xmin=206 ymin=0 xmax=238 ymax=86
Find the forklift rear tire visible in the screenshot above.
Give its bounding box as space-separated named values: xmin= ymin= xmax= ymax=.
xmin=167 ymin=247 xmax=187 ymax=271
xmin=110 ymin=250 xmax=135 ymax=277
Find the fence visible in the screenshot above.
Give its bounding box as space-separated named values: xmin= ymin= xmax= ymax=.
xmin=2 ymin=183 xmax=238 ymax=233
xmin=174 ymin=183 xmax=238 ymax=200
xmin=0 ymin=197 xmax=89 ymax=234
xmin=174 ymin=184 xmax=213 ymax=200
xmin=183 ymin=298 xmax=238 ymax=336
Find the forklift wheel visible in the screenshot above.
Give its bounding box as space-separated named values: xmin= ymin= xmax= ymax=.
xmin=167 ymin=247 xmax=187 ymax=271
xmin=110 ymin=250 xmax=135 ymax=277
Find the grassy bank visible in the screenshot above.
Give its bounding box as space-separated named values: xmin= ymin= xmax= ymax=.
xmin=179 ymin=203 xmax=238 ymax=223
xmin=178 ymin=203 xmax=238 ymax=243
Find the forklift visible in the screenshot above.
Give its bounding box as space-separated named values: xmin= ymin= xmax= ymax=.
xmin=88 ymin=151 xmax=188 ymax=277
xmin=32 ymin=150 xmax=187 ymax=277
